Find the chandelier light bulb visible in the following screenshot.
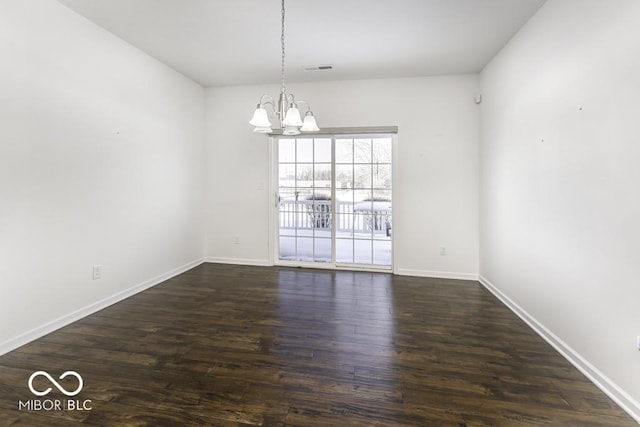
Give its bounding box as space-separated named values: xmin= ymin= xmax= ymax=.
xmin=300 ymin=111 xmax=319 ymax=132
xmin=283 ymin=105 xmax=303 ymax=127
xmin=249 ymin=107 xmax=272 ymax=127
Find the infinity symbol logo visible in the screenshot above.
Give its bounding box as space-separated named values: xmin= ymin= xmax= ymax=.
xmin=28 ymin=371 xmax=83 ymax=397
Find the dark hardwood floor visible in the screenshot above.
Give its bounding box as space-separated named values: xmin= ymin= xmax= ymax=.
xmin=0 ymin=263 xmax=636 ymax=426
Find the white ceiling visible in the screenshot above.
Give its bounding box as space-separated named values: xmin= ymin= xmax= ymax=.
xmin=56 ymin=0 xmax=546 ymax=87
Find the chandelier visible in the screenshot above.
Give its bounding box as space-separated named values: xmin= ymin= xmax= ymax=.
xmin=249 ymin=0 xmax=319 ymax=135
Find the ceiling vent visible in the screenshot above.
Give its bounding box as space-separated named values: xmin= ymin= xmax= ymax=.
xmin=304 ymin=65 xmax=334 ymax=72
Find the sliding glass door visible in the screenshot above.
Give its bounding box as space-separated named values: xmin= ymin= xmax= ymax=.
xmin=276 ymin=137 xmax=333 ymax=263
xmin=334 ymin=136 xmax=392 ymax=266
xmin=274 ymin=133 xmax=393 ymax=270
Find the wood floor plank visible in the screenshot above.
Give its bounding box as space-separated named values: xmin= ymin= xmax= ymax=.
xmin=0 ymin=263 xmax=636 ymax=426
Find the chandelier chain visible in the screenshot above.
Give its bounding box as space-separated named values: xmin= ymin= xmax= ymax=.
xmin=280 ymin=0 xmax=286 ymax=94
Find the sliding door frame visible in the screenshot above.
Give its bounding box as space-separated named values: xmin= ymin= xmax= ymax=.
xmin=268 ymin=127 xmax=398 ymax=273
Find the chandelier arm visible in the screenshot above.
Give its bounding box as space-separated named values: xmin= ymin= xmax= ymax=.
xmin=296 ymin=100 xmax=312 ymax=113
xmin=258 ymin=94 xmax=276 ymax=108
xmin=262 ymin=101 xmax=276 ymax=116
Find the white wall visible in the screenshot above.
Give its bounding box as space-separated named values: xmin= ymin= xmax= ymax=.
xmin=205 ymin=76 xmax=479 ymax=279
xmin=3 ymin=0 xmax=637 ymax=418
xmin=0 ymin=0 xmax=205 ymax=353
xmin=480 ymin=0 xmax=640 ymax=419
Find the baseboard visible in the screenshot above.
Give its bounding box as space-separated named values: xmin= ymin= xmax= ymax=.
xmin=205 ymin=257 xmax=272 ymax=267
xmin=479 ymin=275 xmax=640 ymax=424
xmin=0 ymin=258 xmax=205 ymax=357
xmin=396 ymin=268 xmax=478 ymax=281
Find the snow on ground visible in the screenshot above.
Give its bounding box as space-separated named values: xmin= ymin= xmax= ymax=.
xmin=278 ymin=229 xmax=392 ymax=266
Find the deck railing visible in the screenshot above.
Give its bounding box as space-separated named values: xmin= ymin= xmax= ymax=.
xmin=279 ymin=199 xmax=391 ymax=235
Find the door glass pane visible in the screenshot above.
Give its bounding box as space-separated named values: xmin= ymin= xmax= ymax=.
xmin=354 ymin=164 xmax=372 ymax=189
xmin=373 ymin=164 xmax=392 ymax=189
xmin=336 ymin=212 xmax=353 ymax=234
xmin=279 ymin=236 xmax=295 ymax=260
xmin=336 ymin=238 xmax=354 ymax=263
xmin=279 ymin=139 xmax=296 ymax=163
xmin=314 ymin=138 xmax=331 ymax=163
xmin=335 ymin=165 xmax=353 ymax=190
xmin=372 ymin=138 xmax=392 ymax=163
xmin=314 ymin=164 xmax=332 ymax=188
xmin=373 ymin=240 xmax=392 ymax=265
xmin=354 ymin=239 xmax=373 ymax=264
xmin=279 ymin=164 xmax=296 ymax=188
xmin=335 ymin=139 xmax=353 ymax=163
xmin=296 ymin=164 xmax=314 ymax=185
xmin=314 ymin=238 xmax=331 ymax=263
xmin=354 ymin=138 xmax=372 ymax=163
xmin=297 ymin=139 xmax=313 ymax=163
xmin=308 ymin=198 xmax=331 ymax=230
xmin=296 ymin=237 xmax=313 ymax=261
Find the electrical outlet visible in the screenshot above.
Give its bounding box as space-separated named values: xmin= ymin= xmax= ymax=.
xmin=92 ymin=265 xmax=102 ymax=280
xmin=439 ymin=246 xmax=447 ymax=256
xmin=234 ymin=236 xmax=240 ymax=245
xmin=637 ymin=335 xmax=640 ymax=351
